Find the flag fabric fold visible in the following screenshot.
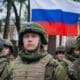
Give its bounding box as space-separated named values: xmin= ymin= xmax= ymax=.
xmin=30 ymin=0 xmax=80 ymax=36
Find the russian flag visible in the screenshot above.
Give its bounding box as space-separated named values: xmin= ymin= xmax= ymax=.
xmin=30 ymin=0 xmax=80 ymax=36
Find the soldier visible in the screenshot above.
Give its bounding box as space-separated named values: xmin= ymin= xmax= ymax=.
xmin=55 ymin=46 xmax=73 ymax=80
xmin=70 ymin=36 xmax=80 ymax=80
xmin=2 ymin=40 xmax=15 ymax=60
xmin=55 ymin=46 xmax=66 ymax=60
xmin=0 ymin=39 xmax=15 ymax=80
xmin=13 ymin=23 xmax=67 ymax=80
xmin=65 ymin=38 xmax=80 ymax=80
xmin=65 ymin=38 xmax=79 ymax=62
xmin=55 ymin=46 xmax=72 ymax=65
xmin=74 ymin=35 xmax=80 ymax=58
xmin=71 ymin=58 xmax=80 ymax=80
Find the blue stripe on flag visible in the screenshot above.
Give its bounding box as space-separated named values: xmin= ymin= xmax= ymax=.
xmin=31 ymin=9 xmax=79 ymax=24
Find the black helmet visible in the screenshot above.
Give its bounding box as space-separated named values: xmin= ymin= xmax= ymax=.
xmin=55 ymin=46 xmax=65 ymax=54
xmin=19 ymin=23 xmax=48 ymax=47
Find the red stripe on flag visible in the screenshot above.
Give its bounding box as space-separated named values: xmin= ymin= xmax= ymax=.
xmin=39 ymin=22 xmax=78 ymax=36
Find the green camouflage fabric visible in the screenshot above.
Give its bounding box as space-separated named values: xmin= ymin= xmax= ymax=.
xmin=55 ymin=45 xmax=78 ymax=80
xmin=71 ymin=58 xmax=80 ymax=80
xmin=0 ymin=54 xmax=14 ymax=80
xmin=54 ymin=64 xmax=67 ymax=80
xmin=75 ymin=35 xmax=80 ymax=50
xmin=45 ymin=61 xmax=67 ymax=80
xmin=65 ymin=38 xmax=79 ymax=62
xmin=45 ymin=56 xmax=67 ymax=80
xmin=19 ymin=23 xmax=48 ymax=47
xmin=13 ymin=50 xmax=67 ymax=80
xmin=65 ymin=38 xmax=76 ymax=54
xmin=3 ymin=39 xmax=14 ymax=56
xmin=0 ymin=58 xmax=10 ymax=80
xmin=65 ymin=54 xmax=77 ymax=62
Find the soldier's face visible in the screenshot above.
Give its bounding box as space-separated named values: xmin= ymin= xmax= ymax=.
xmin=73 ymin=50 xmax=80 ymax=57
xmin=2 ymin=47 xmax=11 ymax=56
xmin=23 ymin=33 xmax=41 ymax=52
xmin=57 ymin=53 xmax=65 ymax=60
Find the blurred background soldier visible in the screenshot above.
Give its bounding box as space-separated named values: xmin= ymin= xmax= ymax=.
xmin=70 ymin=36 xmax=80 ymax=80
xmin=55 ymin=46 xmax=72 ymax=65
xmin=1 ymin=39 xmax=15 ymax=60
xmin=55 ymin=46 xmax=66 ymax=61
xmin=71 ymin=58 xmax=80 ymax=80
xmin=55 ymin=46 xmax=73 ymax=80
xmin=0 ymin=39 xmax=15 ymax=80
xmin=65 ymin=37 xmax=80 ymax=80
xmin=65 ymin=38 xmax=79 ymax=62
xmin=13 ymin=23 xmax=67 ymax=80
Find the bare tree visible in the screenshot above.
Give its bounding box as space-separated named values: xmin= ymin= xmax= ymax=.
xmin=3 ymin=0 xmax=12 ymax=38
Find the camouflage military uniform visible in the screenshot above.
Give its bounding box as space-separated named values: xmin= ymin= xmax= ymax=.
xmin=55 ymin=46 xmax=73 ymax=80
xmin=0 ymin=57 xmax=10 ymax=80
xmin=65 ymin=37 xmax=80 ymax=80
xmin=13 ymin=50 xmax=66 ymax=80
xmin=71 ymin=58 xmax=80 ymax=80
xmin=0 ymin=40 xmax=15 ymax=80
xmin=71 ymin=35 xmax=80 ymax=80
xmin=70 ymin=36 xmax=80 ymax=80
xmin=13 ymin=23 xmax=67 ymax=80
xmin=65 ymin=38 xmax=79 ymax=62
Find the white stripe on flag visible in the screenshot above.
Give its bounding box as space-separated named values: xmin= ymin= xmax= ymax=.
xmin=30 ymin=0 xmax=80 ymax=14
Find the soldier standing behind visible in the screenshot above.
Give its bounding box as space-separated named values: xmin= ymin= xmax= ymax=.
xmin=71 ymin=58 xmax=80 ymax=80
xmin=65 ymin=38 xmax=79 ymax=62
xmin=70 ymin=36 xmax=80 ymax=80
xmin=55 ymin=46 xmax=72 ymax=66
xmin=65 ymin=38 xmax=80 ymax=80
xmin=0 ymin=39 xmax=15 ymax=80
xmin=12 ymin=23 xmax=67 ymax=80
xmin=55 ymin=46 xmax=73 ymax=80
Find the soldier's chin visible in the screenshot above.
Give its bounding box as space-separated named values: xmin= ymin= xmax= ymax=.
xmin=26 ymin=48 xmax=37 ymax=52
xmin=25 ymin=45 xmax=39 ymax=52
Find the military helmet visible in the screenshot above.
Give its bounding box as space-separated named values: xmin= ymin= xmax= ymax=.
xmin=75 ymin=35 xmax=80 ymax=50
xmin=19 ymin=23 xmax=48 ymax=46
xmin=55 ymin=46 xmax=65 ymax=54
xmin=3 ymin=39 xmax=14 ymax=53
xmin=65 ymin=38 xmax=76 ymax=53
xmin=4 ymin=39 xmax=13 ymax=47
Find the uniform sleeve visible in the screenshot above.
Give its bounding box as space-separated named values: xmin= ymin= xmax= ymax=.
xmin=54 ymin=64 xmax=67 ymax=80
xmin=68 ymin=61 xmax=79 ymax=80
xmin=0 ymin=62 xmax=10 ymax=80
xmin=10 ymin=60 xmax=16 ymax=71
xmin=46 ymin=58 xmax=67 ymax=80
